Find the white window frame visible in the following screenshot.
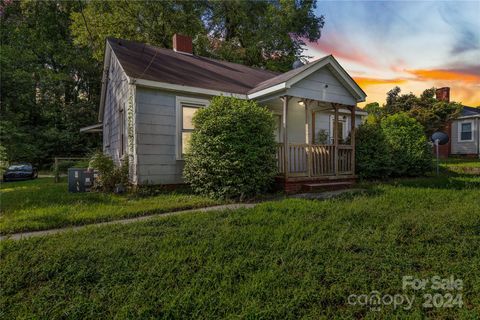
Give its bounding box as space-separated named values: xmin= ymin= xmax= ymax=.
xmin=458 ymin=120 xmax=474 ymax=142
xmin=176 ymin=96 xmax=210 ymax=160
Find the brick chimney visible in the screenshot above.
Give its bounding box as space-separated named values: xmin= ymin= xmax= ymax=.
xmin=435 ymin=87 xmax=450 ymax=102
xmin=173 ymin=34 xmax=193 ymax=54
xmin=436 ymin=86 xmax=452 ymax=158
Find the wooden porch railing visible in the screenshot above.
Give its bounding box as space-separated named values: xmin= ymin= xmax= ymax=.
xmin=276 ymin=143 xmax=354 ymax=177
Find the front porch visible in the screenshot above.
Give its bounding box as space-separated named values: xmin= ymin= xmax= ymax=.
xmin=249 ymin=55 xmax=367 ymax=192
xmin=263 ymin=96 xmax=360 ymax=193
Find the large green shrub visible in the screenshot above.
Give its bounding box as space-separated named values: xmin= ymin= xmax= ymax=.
xmin=355 ymin=121 xmax=392 ymax=179
xmin=183 ymin=96 xmax=277 ymax=200
xmin=381 ymin=113 xmax=432 ymax=176
xmin=356 ymin=113 xmax=432 ymax=179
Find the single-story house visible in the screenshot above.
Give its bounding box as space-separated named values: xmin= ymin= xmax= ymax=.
xmin=82 ymin=34 xmax=367 ymax=192
xmin=435 ymin=87 xmax=480 ymax=158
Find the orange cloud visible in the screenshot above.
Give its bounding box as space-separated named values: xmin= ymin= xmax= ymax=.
xmin=356 ymin=69 xmax=480 ymax=107
xmin=353 ymin=77 xmax=408 ymax=87
xmin=406 ymin=68 xmax=480 ymax=106
xmin=407 ymin=69 xmax=480 ymax=83
xmin=448 ymin=85 xmax=480 ymax=106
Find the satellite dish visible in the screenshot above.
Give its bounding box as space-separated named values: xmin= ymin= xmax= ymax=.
xmin=292 ymin=60 xmax=304 ymax=69
xmin=431 ymin=131 xmax=449 ymax=145
xmin=431 ymin=131 xmax=449 ymax=176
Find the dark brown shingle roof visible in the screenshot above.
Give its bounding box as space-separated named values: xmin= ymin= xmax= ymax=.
xmin=461 ymin=105 xmax=480 ymax=117
xmin=107 ymin=38 xmax=279 ymax=95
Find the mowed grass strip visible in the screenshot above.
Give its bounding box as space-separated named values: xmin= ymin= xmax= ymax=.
xmin=0 ymin=178 xmax=220 ymax=234
xmin=441 ymin=158 xmax=480 ymax=168
xmin=1 ymin=176 xmax=479 ymax=319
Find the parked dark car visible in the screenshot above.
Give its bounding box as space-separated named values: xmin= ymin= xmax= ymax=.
xmin=3 ymin=163 xmax=38 ymax=181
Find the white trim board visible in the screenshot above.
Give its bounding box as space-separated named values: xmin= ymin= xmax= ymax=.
xmin=133 ymin=78 xmax=247 ymax=100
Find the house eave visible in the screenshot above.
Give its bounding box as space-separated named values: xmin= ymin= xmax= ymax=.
xmin=457 ymin=115 xmax=480 ymax=120
xmin=98 ymin=41 xmax=131 ymax=122
xmin=131 ymin=78 xmax=248 ymax=99
xmin=98 ymin=42 xmax=111 ymax=123
xmin=247 ymin=83 xmax=288 ymax=99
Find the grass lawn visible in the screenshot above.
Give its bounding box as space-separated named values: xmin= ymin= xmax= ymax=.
xmin=1 ymin=175 xmax=479 ymax=318
xmin=0 ymin=178 xmax=221 ymax=234
xmin=440 ymin=157 xmax=480 ymax=168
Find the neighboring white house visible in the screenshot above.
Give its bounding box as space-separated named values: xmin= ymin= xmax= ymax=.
xmin=82 ymin=35 xmax=367 ymax=191
xmin=451 ymin=106 xmax=480 ymax=157
xmin=434 ymin=87 xmax=480 ymax=158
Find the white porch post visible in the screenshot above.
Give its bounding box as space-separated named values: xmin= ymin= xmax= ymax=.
xmin=305 ymin=100 xmax=312 ymax=177
xmin=350 ymin=105 xmax=356 ymax=175
xmin=333 ymin=103 xmax=339 ymax=176
xmin=282 ymin=96 xmax=289 ymax=179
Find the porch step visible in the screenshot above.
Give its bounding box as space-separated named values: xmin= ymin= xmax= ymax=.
xmin=302 ymin=181 xmax=354 ymax=192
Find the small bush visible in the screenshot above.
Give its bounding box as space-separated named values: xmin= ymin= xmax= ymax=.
xmin=381 ymin=113 xmax=432 ymax=176
xmin=89 ymin=152 xmax=129 ymax=192
xmin=355 ymin=122 xmax=392 ymax=179
xmin=0 ymin=144 xmax=8 ymax=175
xmin=183 ymin=96 xmax=277 ymax=200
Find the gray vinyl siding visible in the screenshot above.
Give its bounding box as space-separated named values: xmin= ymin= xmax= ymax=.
xmin=135 ymin=88 xmax=211 ymax=184
xmin=103 ymin=53 xmax=129 ymax=164
xmin=451 ymin=119 xmax=479 ymax=155
xmin=286 ymin=66 xmax=357 ymax=106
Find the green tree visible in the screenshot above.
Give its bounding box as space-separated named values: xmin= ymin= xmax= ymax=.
xmin=383 ymin=86 xmax=462 ymax=136
xmin=183 ymin=97 xmax=277 ymax=200
xmin=197 ymin=0 xmax=324 ymax=71
xmin=363 ymin=102 xmax=382 ymax=123
xmin=1 ymin=1 xmax=101 ymax=166
xmin=70 ymin=0 xmax=206 ymax=61
xmin=71 ymin=0 xmax=324 ymax=71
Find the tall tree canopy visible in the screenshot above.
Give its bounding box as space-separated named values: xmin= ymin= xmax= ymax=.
xmin=70 ymin=0 xmax=206 ymax=60
xmin=71 ymin=0 xmax=324 ymax=71
xmin=1 ymin=0 xmax=324 ymax=167
xmin=0 ymin=0 xmax=101 ymax=166
xmin=365 ymin=87 xmax=462 ymax=137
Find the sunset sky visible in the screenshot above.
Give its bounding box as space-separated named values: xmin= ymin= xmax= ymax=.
xmin=304 ymin=0 xmax=480 ymax=107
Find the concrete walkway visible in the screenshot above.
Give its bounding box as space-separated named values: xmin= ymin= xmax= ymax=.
xmin=1 ymin=188 xmax=365 ymax=241
xmin=0 ymin=203 xmax=257 ymax=241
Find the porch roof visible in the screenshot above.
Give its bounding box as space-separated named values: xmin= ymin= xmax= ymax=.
xmin=248 ymin=55 xmax=367 ymax=103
